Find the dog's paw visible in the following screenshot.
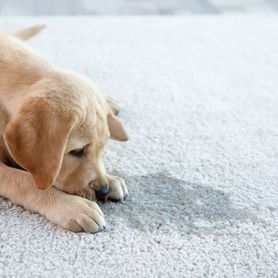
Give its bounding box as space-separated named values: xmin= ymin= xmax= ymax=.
xmin=107 ymin=175 xmax=128 ymax=202
xmin=45 ymin=192 xmax=105 ymax=233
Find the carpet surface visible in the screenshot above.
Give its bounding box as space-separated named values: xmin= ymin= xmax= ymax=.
xmin=0 ymin=16 xmax=278 ymax=277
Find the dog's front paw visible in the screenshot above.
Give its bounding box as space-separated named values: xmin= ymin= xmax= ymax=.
xmin=106 ymin=175 xmax=128 ymax=202
xmin=45 ymin=191 xmax=105 ymax=233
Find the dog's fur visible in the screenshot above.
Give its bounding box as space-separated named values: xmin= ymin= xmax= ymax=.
xmin=0 ymin=25 xmax=129 ymax=233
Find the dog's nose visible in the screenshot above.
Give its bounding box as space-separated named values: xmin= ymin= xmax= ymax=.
xmin=96 ymin=184 xmax=109 ymax=200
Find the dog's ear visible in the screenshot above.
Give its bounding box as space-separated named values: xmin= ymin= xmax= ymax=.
xmin=3 ymin=98 xmax=76 ymax=190
xmin=107 ymin=113 xmax=128 ymax=142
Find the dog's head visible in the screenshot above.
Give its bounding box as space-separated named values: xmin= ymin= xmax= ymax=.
xmin=3 ymin=71 xmax=128 ymax=198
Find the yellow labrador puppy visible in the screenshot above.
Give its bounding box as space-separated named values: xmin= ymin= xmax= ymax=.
xmin=0 ymin=25 xmax=129 ymax=233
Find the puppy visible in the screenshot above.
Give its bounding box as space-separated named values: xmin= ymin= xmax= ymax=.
xmin=0 ymin=25 xmax=129 ymax=233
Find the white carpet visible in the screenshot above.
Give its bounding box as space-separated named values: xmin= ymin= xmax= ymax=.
xmin=0 ymin=16 xmax=278 ymax=277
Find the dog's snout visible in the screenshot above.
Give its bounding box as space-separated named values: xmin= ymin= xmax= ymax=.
xmin=96 ymin=184 xmax=109 ymax=200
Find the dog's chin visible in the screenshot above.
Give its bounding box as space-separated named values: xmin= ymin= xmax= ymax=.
xmin=53 ymin=181 xmax=93 ymax=200
xmin=74 ymin=188 xmax=96 ymax=201
xmin=76 ymin=187 xmax=111 ymax=202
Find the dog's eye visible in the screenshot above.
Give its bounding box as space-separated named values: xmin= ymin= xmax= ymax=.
xmin=69 ymin=147 xmax=86 ymax=158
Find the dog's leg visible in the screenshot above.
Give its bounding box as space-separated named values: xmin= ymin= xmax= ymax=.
xmin=0 ymin=163 xmax=105 ymax=233
xmin=106 ymin=97 xmax=120 ymax=116
xmin=103 ymin=99 xmax=128 ymax=202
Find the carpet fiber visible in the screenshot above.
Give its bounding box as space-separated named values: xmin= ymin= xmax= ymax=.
xmin=0 ymin=16 xmax=278 ymax=277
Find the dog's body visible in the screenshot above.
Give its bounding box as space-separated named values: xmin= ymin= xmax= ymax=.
xmin=0 ymin=25 xmax=128 ymax=233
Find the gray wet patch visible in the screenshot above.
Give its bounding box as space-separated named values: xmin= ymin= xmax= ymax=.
xmin=101 ymin=171 xmax=256 ymax=235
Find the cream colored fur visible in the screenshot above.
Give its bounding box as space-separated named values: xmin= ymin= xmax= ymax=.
xmin=0 ymin=25 xmax=128 ymax=233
